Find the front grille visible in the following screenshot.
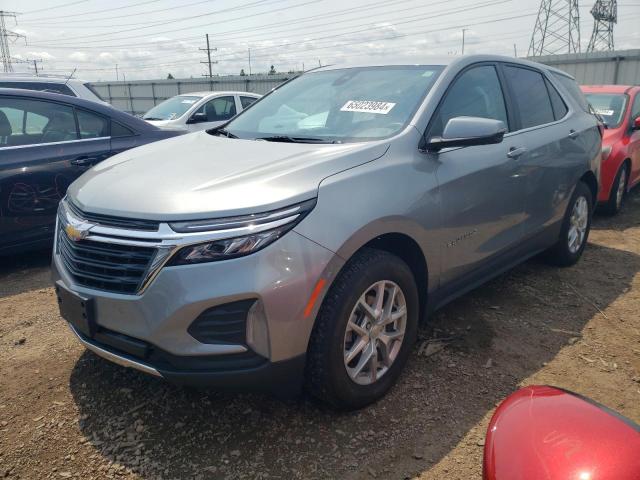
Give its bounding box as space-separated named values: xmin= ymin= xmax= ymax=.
xmin=67 ymin=201 xmax=159 ymax=232
xmin=58 ymin=227 xmax=156 ymax=294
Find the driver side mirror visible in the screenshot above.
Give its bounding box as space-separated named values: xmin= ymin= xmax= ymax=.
xmin=633 ymin=117 xmax=640 ymax=131
xmin=426 ymin=116 xmax=507 ymax=152
xmin=187 ymin=112 xmax=208 ymax=124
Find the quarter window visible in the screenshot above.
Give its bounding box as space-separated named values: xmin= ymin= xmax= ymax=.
xmin=504 ymin=66 xmax=555 ymax=129
xmin=76 ymin=109 xmax=108 ymax=139
xmin=0 ymin=98 xmax=78 ymax=147
xmin=552 ymin=73 xmax=590 ymax=112
xmin=111 ymin=121 xmax=134 ymax=137
xmin=429 ymin=65 xmax=508 ymax=137
xmin=631 ymin=93 xmax=640 ymax=121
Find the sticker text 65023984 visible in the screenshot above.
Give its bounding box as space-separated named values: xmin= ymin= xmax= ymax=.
xmin=340 ymin=100 xmax=396 ymax=115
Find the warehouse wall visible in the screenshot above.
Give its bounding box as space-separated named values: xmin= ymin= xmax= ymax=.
xmin=90 ymin=74 xmax=294 ymax=115
xmin=531 ymin=49 xmax=640 ymax=85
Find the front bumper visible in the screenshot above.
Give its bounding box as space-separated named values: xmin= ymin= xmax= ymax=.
xmin=53 ymin=228 xmax=340 ymax=387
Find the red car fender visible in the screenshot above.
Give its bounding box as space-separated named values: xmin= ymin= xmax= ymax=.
xmin=483 ymin=386 xmax=640 ymax=480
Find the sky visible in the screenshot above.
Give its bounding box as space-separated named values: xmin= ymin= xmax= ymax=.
xmin=3 ymin=0 xmax=640 ymax=81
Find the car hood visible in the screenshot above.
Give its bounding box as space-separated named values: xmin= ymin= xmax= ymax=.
xmin=68 ymin=131 xmax=389 ymax=221
xmin=145 ymin=119 xmax=186 ymax=129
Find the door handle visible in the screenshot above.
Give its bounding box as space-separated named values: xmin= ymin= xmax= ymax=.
xmin=507 ymin=146 xmax=527 ymax=159
xmin=568 ymin=130 xmax=580 ymax=139
xmin=71 ymin=155 xmax=99 ymax=167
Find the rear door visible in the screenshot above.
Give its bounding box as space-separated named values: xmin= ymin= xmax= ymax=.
xmin=0 ymin=97 xmax=111 ymax=251
xmin=501 ymin=65 xmax=598 ymax=245
xmin=429 ymin=63 xmax=527 ymax=287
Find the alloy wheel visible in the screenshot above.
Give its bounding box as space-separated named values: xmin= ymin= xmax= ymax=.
xmin=343 ymin=280 xmax=407 ymax=385
xmin=568 ymin=196 xmax=589 ymax=254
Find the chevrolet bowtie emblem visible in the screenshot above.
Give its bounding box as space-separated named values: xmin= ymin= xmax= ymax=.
xmin=65 ymin=223 xmax=91 ymax=242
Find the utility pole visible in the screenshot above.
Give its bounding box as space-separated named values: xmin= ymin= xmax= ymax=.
xmin=200 ymin=33 xmax=217 ymax=78
xmin=31 ymin=58 xmax=43 ymax=75
xmin=248 ymin=48 xmax=251 ymax=76
xmin=461 ymin=28 xmax=468 ymax=55
xmin=115 ymin=64 xmax=119 ymax=81
xmin=528 ymin=0 xmax=581 ymax=56
xmin=0 ymin=11 xmax=25 ymax=73
xmin=514 ymin=43 xmax=518 ymax=57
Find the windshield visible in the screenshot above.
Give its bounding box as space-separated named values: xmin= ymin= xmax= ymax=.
xmin=584 ymin=93 xmax=628 ymax=128
xmin=222 ymin=65 xmax=444 ymax=143
xmin=143 ymin=95 xmax=200 ymax=120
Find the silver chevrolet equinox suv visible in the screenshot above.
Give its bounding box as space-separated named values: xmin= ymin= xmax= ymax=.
xmin=53 ymin=55 xmax=601 ymax=409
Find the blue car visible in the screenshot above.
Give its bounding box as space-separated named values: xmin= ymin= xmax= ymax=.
xmin=0 ymin=88 xmax=184 ymax=254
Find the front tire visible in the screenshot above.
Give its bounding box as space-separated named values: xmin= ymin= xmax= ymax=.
xmin=305 ymin=248 xmax=419 ymax=410
xmin=601 ymin=163 xmax=628 ymax=216
xmin=546 ymin=181 xmax=593 ymax=267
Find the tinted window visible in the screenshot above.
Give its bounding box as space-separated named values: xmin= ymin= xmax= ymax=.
xmin=504 ymin=66 xmax=554 ymax=129
xmin=552 ymin=73 xmax=590 ymax=112
xmin=240 ymin=96 xmax=258 ymax=109
xmin=429 ymin=65 xmax=508 ymax=137
xmin=546 ymin=79 xmax=568 ymax=120
xmin=77 ymin=109 xmax=108 ymax=138
xmin=197 ymin=96 xmax=237 ymax=121
xmin=0 ymin=81 xmax=75 ymax=96
xmin=111 ymin=121 xmax=134 ymax=137
xmin=631 ymin=93 xmax=640 ymax=121
xmin=584 ymin=93 xmax=628 ymax=128
xmin=0 ymin=98 xmax=77 ymax=146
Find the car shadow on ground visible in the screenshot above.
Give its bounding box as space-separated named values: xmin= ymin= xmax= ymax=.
xmin=67 ymin=237 xmax=640 ymax=479
xmin=592 ymin=187 xmax=640 ymax=232
xmin=0 ymin=248 xmax=51 ymax=299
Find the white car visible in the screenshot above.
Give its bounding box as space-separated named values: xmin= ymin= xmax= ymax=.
xmin=0 ymin=75 xmax=107 ymax=104
xmin=142 ymin=91 xmax=261 ymax=132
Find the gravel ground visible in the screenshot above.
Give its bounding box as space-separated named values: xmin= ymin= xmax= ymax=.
xmin=1 ymin=192 xmax=639 ymax=480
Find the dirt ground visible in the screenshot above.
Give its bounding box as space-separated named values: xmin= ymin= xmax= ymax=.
xmin=1 ymin=193 xmax=639 ymax=480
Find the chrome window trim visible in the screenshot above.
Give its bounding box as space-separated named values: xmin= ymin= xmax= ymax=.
xmin=0 ymin=136 xmax=110 ymax=151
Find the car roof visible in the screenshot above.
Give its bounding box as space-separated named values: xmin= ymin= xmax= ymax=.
xmin=581 ymin=84 xmax=639 ymax=94
xmin=0 ymin=87 xmax=158 ymax=132
xmin=177 ymin=91 xmax=260 ymax=98
xmin=312 ymin=54 xmax=571 ymax=77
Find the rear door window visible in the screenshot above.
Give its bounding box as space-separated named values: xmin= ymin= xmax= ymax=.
xmin=503 ymin=66 xmax=555 ymax=129
xmin=429 ymin=64 xmax=509 ymax=137
xmin=240 ymin=96 xmax=258 ymax=109
xmin=197 ymin=96 xmax=237 ymax=121
xmin=76 ymin=109 xmax=109 ymax=138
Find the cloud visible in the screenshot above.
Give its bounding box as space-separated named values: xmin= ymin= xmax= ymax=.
xmin=27 ymin=51 xmax=55 ymax=60
xmin=69 ymin=52 xmax=88 ymax=61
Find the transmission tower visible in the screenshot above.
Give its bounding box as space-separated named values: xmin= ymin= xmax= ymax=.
xmin=528 ymin=0 xmax=581 ymax=57
xmin=1 ymin=11 xmax=25 ymax=73
xmin=587 ymin=0 xmax=617 ymax=51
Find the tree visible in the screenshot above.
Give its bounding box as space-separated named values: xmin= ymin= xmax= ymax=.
xmin=239 ymin=69 xmax=246 ymax=76
xmin=167 ymin=73 xmax=174 ymax=79
xmin=268 ymin=65 xmax=276 ymax=75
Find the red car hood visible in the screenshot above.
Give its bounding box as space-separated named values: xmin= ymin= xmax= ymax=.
xmin=483 ymin=386 xmax=640 ymax=480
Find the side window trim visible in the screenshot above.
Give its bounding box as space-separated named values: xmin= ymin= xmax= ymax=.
xmin=500 ymin=62 xmax=562 ymax=134
xmin=424 ymin=61 xmax=511 ymax=142
xmin=0 ymin=135 xmax=110 ymax=151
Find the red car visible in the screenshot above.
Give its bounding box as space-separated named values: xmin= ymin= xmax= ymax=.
xmin=581 ymin=85 xmax=640 ymax=214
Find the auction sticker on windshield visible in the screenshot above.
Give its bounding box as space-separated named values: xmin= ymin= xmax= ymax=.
xmin=341 ymin=100 xmax=396 ymax=114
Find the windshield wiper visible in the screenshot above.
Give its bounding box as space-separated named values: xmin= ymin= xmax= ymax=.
xmin=207 ymin=126 xmax=238 ymax=138
xmin=143 ymin=117 xmax=163 ymax=121
xmin=256 ymin=135 xmax=336 ymax=144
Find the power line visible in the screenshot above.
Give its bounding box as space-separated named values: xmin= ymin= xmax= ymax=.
xmin=21 ymin=0 xmax=162 ymax=21
xmin=21 ymin=0 xmax=91 ymax=15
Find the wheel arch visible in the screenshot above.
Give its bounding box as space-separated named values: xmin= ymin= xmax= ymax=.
xmin=580 ymin=170 xmax=598 ymax=205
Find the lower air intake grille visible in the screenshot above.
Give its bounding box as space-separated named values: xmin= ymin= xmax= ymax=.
xmin=58 ymin=227 xmax=156 ymax=294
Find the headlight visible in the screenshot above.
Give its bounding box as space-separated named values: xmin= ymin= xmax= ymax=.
xmin=601 ymin=146 xmax=612 ymax=161
xmin=167 ymin=199 xmax=316 ymax=266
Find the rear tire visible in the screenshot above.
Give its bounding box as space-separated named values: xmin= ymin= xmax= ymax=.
xmin=305 ymin=248 xmax=419 ymax=410
xmin=545 ymin=181 xmax=593 ymax=267
xmin=601 ymin=163 xmax=628 ymax=216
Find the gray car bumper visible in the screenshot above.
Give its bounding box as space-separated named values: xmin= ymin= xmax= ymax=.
xmin=53 ymin=230 xmax=339 ymax=388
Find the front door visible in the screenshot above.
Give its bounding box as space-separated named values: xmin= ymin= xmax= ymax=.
xmin=0 ymin=97 xmax=111 ymax=251
xmin=427 ymin=64 xmax=526 ymax=287
xmin=186 ymin=95 xmax=237 ymax=132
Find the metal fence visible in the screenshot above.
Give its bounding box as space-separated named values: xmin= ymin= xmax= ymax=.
xmin=90 ymin=74 xmax=294 ymax=115
xmin=531 ymin=49 xmax=640 ymax=85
